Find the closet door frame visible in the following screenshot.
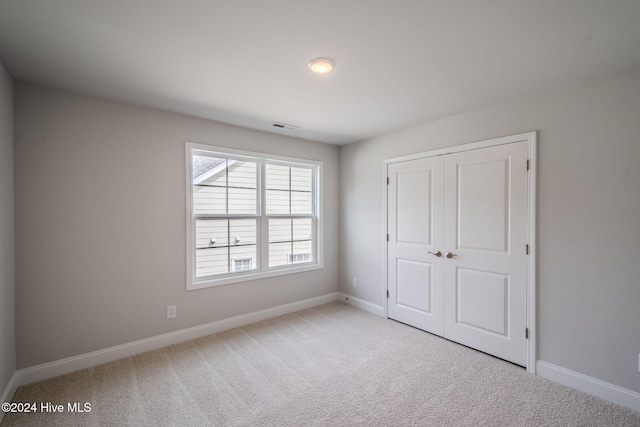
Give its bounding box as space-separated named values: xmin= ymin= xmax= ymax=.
xmin=383 ymin=131 xmax=537 ymax=374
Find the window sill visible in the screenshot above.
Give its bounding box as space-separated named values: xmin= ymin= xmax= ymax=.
xmin=187 ymin=263 xmax=323 ymax=291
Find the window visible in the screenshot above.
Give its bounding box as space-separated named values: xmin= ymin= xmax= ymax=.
xmin=232 ymin=258 xmax=253 ymax=272
xmin=288 ymin=253 xmax=311 ymax=264
xmin=186 ymin=143 xmax=322 ymax=290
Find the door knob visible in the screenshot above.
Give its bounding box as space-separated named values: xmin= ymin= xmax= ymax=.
xmin=428 ymin=251 xmax=442 ymax=257
xmin=446 ymin=252 xmax=457 ymax=259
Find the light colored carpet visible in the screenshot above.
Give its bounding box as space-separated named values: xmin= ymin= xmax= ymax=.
xmin=3 ymin=301 xmax=639 ymax=426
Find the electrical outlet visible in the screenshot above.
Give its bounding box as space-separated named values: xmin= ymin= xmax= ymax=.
xmin=352 ymin=278 xmax=358 ymax=288
xmin=167 ymin=305 xmax=176 ymax=319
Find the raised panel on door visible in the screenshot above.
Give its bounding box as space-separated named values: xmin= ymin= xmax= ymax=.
xmin=387 ymin=157 xmax=444 ymax=335
xmin=455 ymin=268 xmax=509 ymax=337
xmin=443 ymin=141 xmax=528 ymax=366
xmin=457 ymin=159 xmax=509 ymax=253
xmin=396 ymin=259 xmax=432 ymax=312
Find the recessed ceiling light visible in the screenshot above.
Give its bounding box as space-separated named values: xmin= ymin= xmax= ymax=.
xmin=308 ymin=57 xmax=335 ymax=74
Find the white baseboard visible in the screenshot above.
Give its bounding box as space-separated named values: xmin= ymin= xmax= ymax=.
xmin=338 ymin=292 xmax=384 ymax=317
xmin=537 ymin=361 xmax=640 ymax=413
xmin=17 ymin=292 xmax=340 ymax=387
xmin=0 ymin=371 xmax=19 ymax=423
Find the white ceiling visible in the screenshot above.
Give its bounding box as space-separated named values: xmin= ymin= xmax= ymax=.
xmin=1 ymin=1 xmax=639 ymax=145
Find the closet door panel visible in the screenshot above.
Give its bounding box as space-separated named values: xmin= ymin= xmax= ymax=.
xmin=387 ymin=157 xmax=444 ymax=335
xmin=442 ymin=141 xmax=528 ymax=366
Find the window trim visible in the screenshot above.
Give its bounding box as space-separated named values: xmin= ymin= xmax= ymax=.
xmin=186 ymin=142 xmax=323 ymax=290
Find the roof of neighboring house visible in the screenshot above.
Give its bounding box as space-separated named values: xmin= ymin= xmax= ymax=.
xmin=193 ymin=156 xmax=225 ymax=181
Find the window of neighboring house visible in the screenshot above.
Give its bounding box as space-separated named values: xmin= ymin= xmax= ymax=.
xmin=186 ymin=143 xmax=323 ymax=290
xmin=232 ymin=258 xmax=253 ymax=272
xmin=288 ymin=253 xmax=311 ymax=264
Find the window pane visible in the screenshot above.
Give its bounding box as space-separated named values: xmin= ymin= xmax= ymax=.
xmin=265 ymin=164 xmax=313 ymax=215
xmin=269 ymin=242 xmax=291 ymax=267
xmin=266 ymin=164 xmax=291 ymax=215
xmin=228 ymin=161 xmax=256 ymax=188
xmin=193 ymin=158 xmax=258 ymax=215
xmin=230 ymin=246 xmax=256 ymax=272
xmin=269 ymin=218 xmax=291 ymax=243
xmin=195 ymin=220 xmax=228 ymax=248
xmin=292 ymin=218 xmax=312 ymax=241
xmin=228 ymin=187 xmax=257 ymax=214
xmin=291 ymin=191 xmax=312 ymax=214
xmin=193 ymin=186 xmax=226 ymax=215
xmin=230 ymin=219 xmax=257 ymax=245
xmin=291 ymin=167 xmax=312 ymax=191
xmin=266 ymin=164 xmax=290 ymax=190
xmin=196 ymin=247 xmax=228 ymax=277
xmin=195 ymin=220 xmax=229 ymax=278
xmin=293 ymin=241 xmax=312 ymax=258
xmin=193 ymin=155 xmax=226 ymax=184
xmin=193 ymin=156 xmax=228 ymax=215
xmin=228 ymin=161 xmax=257 ymax=214
xmin=266 ymin=190 xmax=290 ymax=215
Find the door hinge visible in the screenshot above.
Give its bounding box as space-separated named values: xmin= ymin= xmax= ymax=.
xmin=525 ymin=327 xmax=529 ymax=339
xmin=387 ymin=290 xmax=389 ymax=298
xmin=527 ymin=159 xmax=530 ymax=171
xmin=387 ymin=177 xmax=389 ymax=185
xmin=387 ymin=234 xmax=389 ymax=241
xmin=526 ymin=244 xmax=529 ymax=255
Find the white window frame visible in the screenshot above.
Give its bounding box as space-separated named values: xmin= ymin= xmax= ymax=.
xmin=186 ymin=142 xmax=323 ymax=290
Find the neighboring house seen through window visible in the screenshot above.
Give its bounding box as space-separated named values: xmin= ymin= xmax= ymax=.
xmin=186 ymin=143 xmax=322 ymax=290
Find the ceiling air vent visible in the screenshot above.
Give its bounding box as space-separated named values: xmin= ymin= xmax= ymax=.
xmin=271 ymin=122 xmax=298 ymax=131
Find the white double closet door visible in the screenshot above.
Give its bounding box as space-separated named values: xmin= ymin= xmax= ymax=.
xmin=387 ymin=141 xmax=529 ymax=366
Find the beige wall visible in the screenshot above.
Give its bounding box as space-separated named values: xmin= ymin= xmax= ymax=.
xmin=0 ymin=62 xmax=15 ymax=397
xmin=340 ymin=68 xmax=640 ymax=393
xmin=14 ymin=84 xmax=340 ymax=368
